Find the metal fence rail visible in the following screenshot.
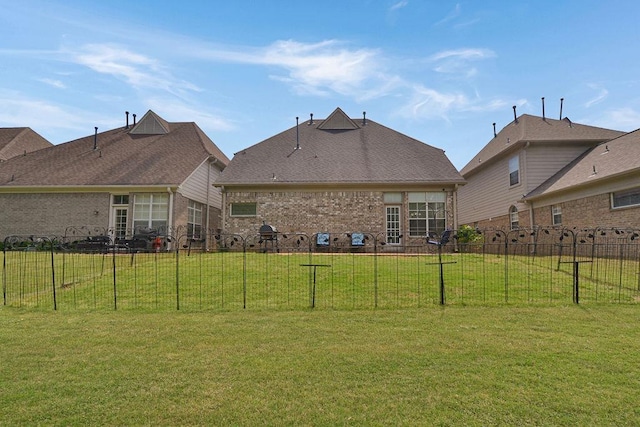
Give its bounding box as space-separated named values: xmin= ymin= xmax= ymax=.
xmin=3 ymin=227 xmax=640 ymax=310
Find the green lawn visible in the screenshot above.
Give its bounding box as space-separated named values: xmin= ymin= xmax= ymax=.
xmin=1 ymin=306 xmax=639 ymax=425
xmin=4 ymin=250 xmax=640 ymax=310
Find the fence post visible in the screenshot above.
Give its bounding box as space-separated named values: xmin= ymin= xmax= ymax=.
xmin=112 ymin=244 xmax=117 ymax=310
xmin=49 ymin=238 xmax=57 ymax=311
xmin=175 ymin=236 xmax=180 ymax=311
xmin=243 ymin=238 xmax=247 ymax=309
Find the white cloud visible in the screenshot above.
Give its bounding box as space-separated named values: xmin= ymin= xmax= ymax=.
xmin=429 ymin=48 xmax=496 ymax=77
xmin=435 ymin=3 xmax=462 ymax=26
xmin=596 ymin=107 xmax=640 ymax=131
xmin=390 ymin=1 xmax=408 ymax=12
xmin=585 ymin=84 xmax=609 ymax=108
xmin=37 ymin=78 xmax=66 ymax=89
xmin=399 ymin=84 xmax=508 ymax=120
xmin=0 ymin=90 xmax=117 ymax=139
xmin=196 ymin=39 xmax=390 ymax=98
xmin=145 ymin=97 xmax=236 ymax=132
xmin=430 ymin=48 xmax=495 ymax=62
xmin=72 ymin=43 xmax=200 ymax=96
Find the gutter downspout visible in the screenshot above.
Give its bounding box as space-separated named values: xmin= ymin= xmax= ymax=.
xmin=220 ymin=186 xmax=227 ymax=234
xmin=453 ymin=184 xmax=459 ymax=231
xmin=453 ymin=184 xmax=459 ymax=252
xmin=206 ymin=160 xmax=212 ymax=251
xmin=167 ymin=187 xmax=174 ymax=250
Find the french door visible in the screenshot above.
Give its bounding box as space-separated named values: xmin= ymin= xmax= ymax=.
xmin=386 ymin=206 xmax=401 ymax=244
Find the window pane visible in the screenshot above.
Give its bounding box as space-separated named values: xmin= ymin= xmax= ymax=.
xmin=612 ymin=188 xmax=640 ymax=208
xmin=425 ymin=192 xmax=446 ymax=203
xmin=408 ymin=192 xmax=426 ymax=202
xmin=409 ymin=219 xmax=427 ymax=237
xmin=231 ymin=203 xmax=257 ymax=216
xmin=509 ymin=155 xmax=520 ymax=186
xmin=383 ymin=192 xmax=402 ymax=203
xmin=509 ymin=170 xmax=519 ymax=186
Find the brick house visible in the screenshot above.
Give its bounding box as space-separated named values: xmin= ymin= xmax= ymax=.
xmin=523 ymin=128 xmax=640 ymax=229
xmin=457 ymin=112 xmax=624 ymax=230
xmin=0 ymin=127 xmax=52 ymax=161
xmin=0 ymin=111 xmax=229 ymax=247
xmin=214 ymin=107 xmax=465 ymax=247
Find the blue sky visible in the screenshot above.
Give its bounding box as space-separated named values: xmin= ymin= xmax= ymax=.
xmin=1 ymin=0 xmax=639 ymax=169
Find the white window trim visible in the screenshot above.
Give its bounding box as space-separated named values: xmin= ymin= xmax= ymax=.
xmin=611 ymin=187 xmax=640 ymax=209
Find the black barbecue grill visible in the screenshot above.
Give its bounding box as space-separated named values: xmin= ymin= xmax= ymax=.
xmin=259 ymin=223 xmax=278 ymax=252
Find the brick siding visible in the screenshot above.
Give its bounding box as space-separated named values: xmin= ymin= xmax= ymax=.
xmin=533 ymin=193 xmax=640 ymax=229
xmin=223 ymin=190 xmax=455 ymax=244
xmin=0 ymin=193 xmax=110 ymax=239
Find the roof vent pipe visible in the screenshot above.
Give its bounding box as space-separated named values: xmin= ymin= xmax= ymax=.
xmin=559 ymin=98 xmax=564 ymax=120
xmin=493 ymin=122 xmax=497 ymax=138
xmin=309 ymin=113 xmax=313 ymax=125
xmin=362 ymin=111 xmax=366 ymax=125
xmin=541 ymin=97 xmax=545 ymax=120
xmin=93 ymin=127 xmax=98 ymax=150
xmin=125 ymin=111 xmax=130 ymax=129
xmin=296 ymin=116 xmax=300 ymax=150
xmin=133 ymin=113 xmax=137 ymax=126
xmin=513 ymin=105 xmax=518 ymax=123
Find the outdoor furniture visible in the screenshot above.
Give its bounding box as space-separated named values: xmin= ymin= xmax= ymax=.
xmin=259 ymin=223 xmax=278 ymax=252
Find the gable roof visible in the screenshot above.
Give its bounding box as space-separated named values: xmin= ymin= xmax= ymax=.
xmin=524 ymin=128 xmax=640 ymax=200
xmin=460 ymin=114 xmax=624 ymax=177
xmin=216 ymin=108 xmax=464 ymax=187
xmin=0 ymin=111 xmax=229 ymax=188
xmin=0 ymin=127 xmax=52 ymax=161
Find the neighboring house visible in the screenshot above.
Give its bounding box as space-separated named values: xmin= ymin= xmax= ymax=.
xmin=0 ymin=127 xmax=52 ymax=161
xmin=522 ymin=128 xmax=640 ymax=229
xmin=457 ymin=113 xmax=624 ymax=230
xmin=214 ymin=107 xmax=465 ymax=247
xmin=0 ymin=110 xmax=229 ymax=247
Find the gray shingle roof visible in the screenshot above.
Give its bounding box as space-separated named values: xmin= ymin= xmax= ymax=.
xmin=0 ymin=127 xmax=52 ymax=161
xmin=460 ymin=114 xmax=624 ymax=177
xmin=0 ymin=111 xmax=229 ymax=188
xmin=524 ymin=128 xmax=640 ymax=200
xmin=216 ymin=108 xmax=464 ymax=186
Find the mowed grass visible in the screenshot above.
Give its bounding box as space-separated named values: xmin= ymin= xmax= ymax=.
xmin=1 ymin=306 xmax=640 ymax=425
xmin=4 ymin=250 xmax=640 ymax=310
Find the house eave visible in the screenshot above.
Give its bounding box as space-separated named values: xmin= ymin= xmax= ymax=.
xmin=524 ymin=168 xmax=640 ymax=202
xmin=214 ymin=180 xmax=466 ymax=191
xmin=0 ymin=184 xmax=180 ymax=194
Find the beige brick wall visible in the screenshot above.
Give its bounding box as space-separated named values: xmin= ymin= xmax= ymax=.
xmin=223 ymin=190 xmax=456 ymax=244
xmin=0 ymin=193 xmax=110 ymax=239
xmin=533 ymin=194 xmax=640 ymax=229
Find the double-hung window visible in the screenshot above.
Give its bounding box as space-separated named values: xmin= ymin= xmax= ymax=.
xmin=408 ymin=192 xmax=446 ymax=237
xmin=509 ymin=155 xmax=520 ymax=186
xmin=509 ymin=206 xmax=519 ymax=230
xmin=133 ymin=194 xmax=168 ymax=233
xmin=551 ymin=205 xmax=562 ymax=225
xmin=187 ymin=200 xmax=203 ymax=239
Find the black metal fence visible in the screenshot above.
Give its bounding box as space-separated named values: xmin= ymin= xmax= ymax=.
xmin=3 ymin=227 xmax=640 ymax=311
